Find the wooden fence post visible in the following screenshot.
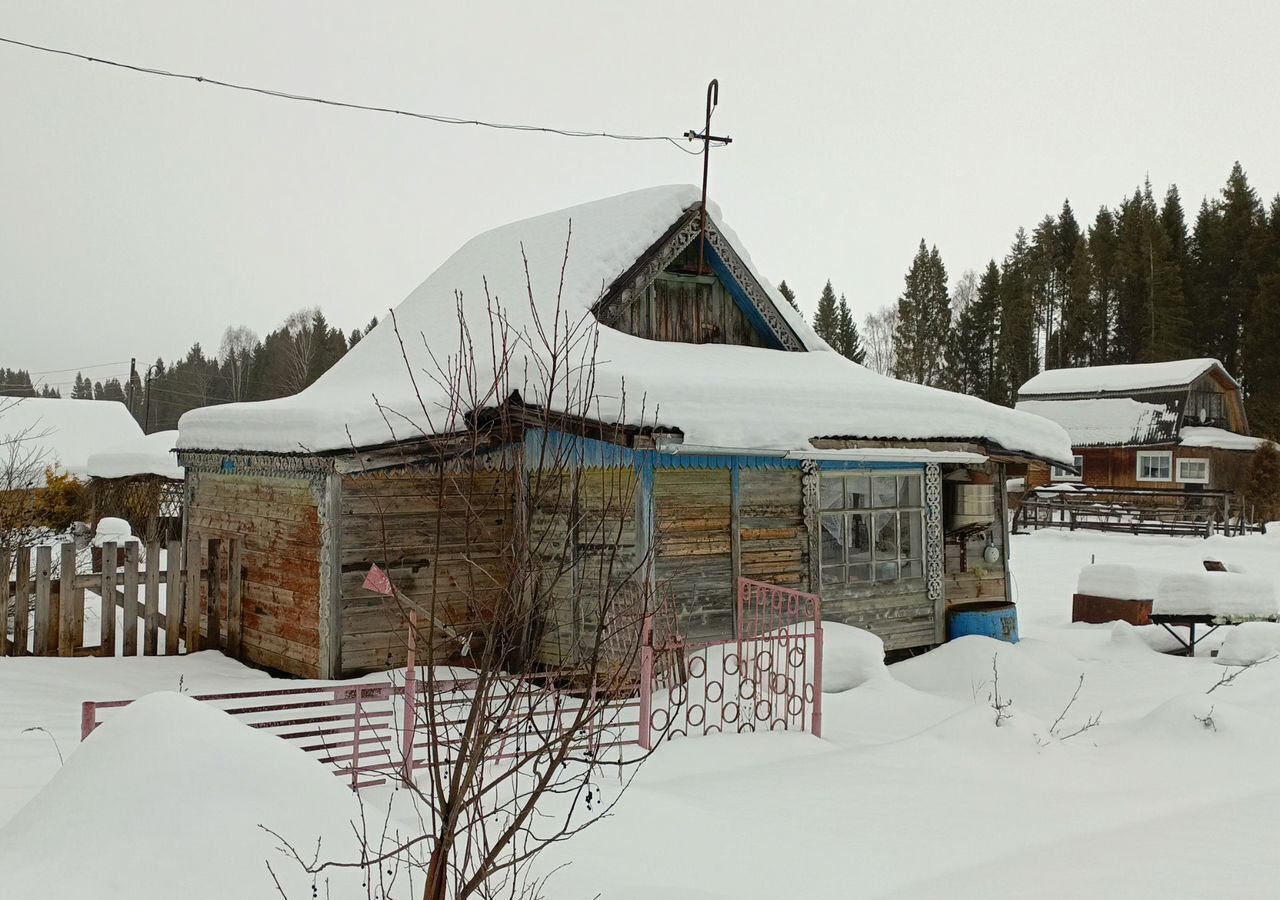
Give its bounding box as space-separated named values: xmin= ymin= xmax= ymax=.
xmin=206 ymin=539 xmax=222 ymax=652
xmin=122 ymin=541 xmax=140 ymax=656
xmin=184 ymin=536 xmax=201 ymax=653
xmin=59 ymin=542 xmax=78 ymax=656
xmin=0 ymin=549 xmax=10 ymax=656
xmin=164 ymin=540 xmax=182 ymax=655
xmin=100 ymin=541 xmax=117 ymax=657
xmin=144 ymin=541 xmax=161 ymax=655
xmin=14 ymin=550 xmax=30 ymax=656
xmin=33 ymin=545 xmax=52 ymax=655
xmin=226 ymin=539 xmax=242 ymax=659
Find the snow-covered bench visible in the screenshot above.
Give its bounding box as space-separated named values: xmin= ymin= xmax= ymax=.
xmin=1150 ymin=571 xmax=1280 ymax=656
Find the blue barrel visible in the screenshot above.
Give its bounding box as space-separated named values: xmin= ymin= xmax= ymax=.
xmin=947 ymin=601 xmax=1019 ymax=643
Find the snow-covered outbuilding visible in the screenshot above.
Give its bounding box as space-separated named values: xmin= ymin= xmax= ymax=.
xmin=1015 ymin=358 xmax=1273 ymax=492
xmin=85 ymin=430 xmax=183 ymax=543
xmin=177 ymin=185 xmax=1072 ymax=678
xmin=0 ymin=397 xmax=143 ymax=485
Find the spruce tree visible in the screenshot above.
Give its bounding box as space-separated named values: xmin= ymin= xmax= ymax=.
xmin=893 ymin=240 xmax=951 ymax=385
xmin=997 ymin=229 xmax=1037 ymax=403
xmin=1243 ymin=274 xmax=1280 ymax=439
xmin=1087 ymin=207 xmax=1120 ymax=363
xmin=813 ymin=280 xmax=840 ymax=347
xmin=777 ymin=280 xmax=801 ymax=315
xmin=835 ymin=295 xmax=866 ymax=364
xmin=72 ymin=373 xmax=94 ymax=399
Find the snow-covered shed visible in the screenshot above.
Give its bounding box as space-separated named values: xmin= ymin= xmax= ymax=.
xmin=0 ymin=397 xmax=143 ymax=485
xmin=177 ymin=185 xmax=1072 ymax=678
xmin=85 ymin=430 xmax=183 ymax=543
xmin=1014 ymin=358 xmax=1269 ymax=492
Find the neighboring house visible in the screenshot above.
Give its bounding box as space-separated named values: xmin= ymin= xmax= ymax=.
xmin=85 ymin=430 xmax=184 ymax=543
xmin=1015 ymin=359 xmax=1272 ymax=493
xmin=177 ymin=185 xmax=1072 ymax=679
xmin=0 ymin=397 xmax=143 ymax=486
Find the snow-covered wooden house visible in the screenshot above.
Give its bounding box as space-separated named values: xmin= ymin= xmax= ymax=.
xmin=177 ymin=185 xmax=1072 ymax=679
xmin=1015 ymin=359 xmax=1272 ymax=493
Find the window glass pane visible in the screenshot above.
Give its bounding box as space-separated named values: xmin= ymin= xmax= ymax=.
xmin=901 ymin=559 xmax=923 ymax=579
xmin=848 ymin=564 xmax=872 ymax=584
xmin=820 ymin=514 xmax=843 ymax=566
xmin=872 ymin=476 xmax=897 ymax=508
xmin=873 ymin=512 xmax=898 ymax=559
xmin=821 ymin=477 xmax=843 ymax=510
xmin=898 ymin=475 xmax=922 ymax=507
xmin=876 ymin=561 xmax=900 ymax=582
xmin=900 ymin=512 xmax=922 ymax=560
xmin=822 ymin=566 xmax=845 ymax=586
xmin=845 ymin=476 xmax=870 ymax=509
xmin=847 ymin=513 xmax=872 ymax=562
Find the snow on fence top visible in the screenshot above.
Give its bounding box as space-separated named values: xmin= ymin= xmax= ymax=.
xmin=1015 ymin=397 xmax=1179 ymax=448
xmin=0 ymin=397 xmax=142 ymax=484
xmin=85 ymin=429 xmax=182 ymax=480
xmin=1017 ymin=358 xmax=1231 ymax=397
xmin=178 ymin=185 xmax=1073 ymax=466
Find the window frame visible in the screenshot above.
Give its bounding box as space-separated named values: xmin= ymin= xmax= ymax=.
xmin=1175 ymin=456 xmax=1210 ymax=485
xmin=819 ymin=471 xmax=926 ymax=589
xmin=1135 ymin=450 xmax=1173 ymax=483
xmin=1050 ymin=454 xmax=1084 ymax=482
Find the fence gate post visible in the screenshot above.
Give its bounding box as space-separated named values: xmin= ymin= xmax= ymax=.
xmin=122 ymin=542 xmax=140 ymax=657
xmin=0 ymin=549 xmax=10 ymax=656
xmin=14 ymin=549 xmax=30 ymax=656
xmin=33 ymin=545 xmax=52 ymax=655
xmin=205 ymin=539 xmax=222 ymax=652
xmin=638 ymin=615 xmax=653 ymax=750
xmin=144 ymin=541 xmax=161 ymax=655
xmin=59 ymin=542 xmax=77 ymax=657
xmin=226 ymin=540 xmax=243 ymax=659
xmin=401 ymin=611 xmax=417 ymax=786
xmin=99 ymin=541 xmax=117 ymax=656
xmin=350 ymin=689 xmax=364 ymax=791
xmin=80 ymin=701 xmax=97 ymax=740
xmin=184 ymin=536 xmax=201 ymax=652
xmin=165 ymin=540 xmax=182 ymax=655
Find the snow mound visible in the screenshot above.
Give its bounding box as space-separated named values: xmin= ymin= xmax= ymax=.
xmin=0 ymin=692 xmax=362 ymax=899
xmin=1216 ymin=622 xmax=1280 ymax=666
xmin=93 ymin=516 xmax=134 ymax=546
xmin=1077 ymin=564 xmax=1163 ymax=600
xmin=819 ymin=622 xmax=887 ymax=692
xmin=1153 ymin=573 xmax=1278 ymax=618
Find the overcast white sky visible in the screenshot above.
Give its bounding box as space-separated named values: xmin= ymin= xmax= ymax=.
xmin=2 ymin=1 xmax=1278 ymax=384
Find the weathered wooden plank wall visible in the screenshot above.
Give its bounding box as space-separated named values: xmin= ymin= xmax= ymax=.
xmin=653 ymin=468 xmax=734 ymax=643
xmin=338 ymin=469 xmax=515 ymax=675
xmin=737 ymin=469 xmax=806 ymax=589
xmin=187 ymin=472 xmax=323 ymax=676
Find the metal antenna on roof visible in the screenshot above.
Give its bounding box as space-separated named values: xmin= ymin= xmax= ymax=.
xmin=685 ymin=79 xmax=732 ymax=274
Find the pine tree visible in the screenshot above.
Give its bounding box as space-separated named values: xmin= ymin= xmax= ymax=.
xmin=72 ymin=373 xmax=93 ymax=399
xmin=812 ymin=280 xmax=840 ymax=347
xmin=893 ymin=240 xmax=951 ymax=385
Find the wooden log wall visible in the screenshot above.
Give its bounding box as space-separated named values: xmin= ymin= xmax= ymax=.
xmin=339 ymin=469 xmax=515 ymax=676
xmin=1027 ymin=446 xmax=1255 ymax=493
xmin=737 ymin=470 xmax=807 ymax=589
xmin=187 ymin=472 xmax=323 ymax=677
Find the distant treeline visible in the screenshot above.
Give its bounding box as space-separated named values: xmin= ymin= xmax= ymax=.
xmin=787 ymin=162 xmax=1280 ymax=439
xmin=2 ymin=308 xmax=377 ymax=432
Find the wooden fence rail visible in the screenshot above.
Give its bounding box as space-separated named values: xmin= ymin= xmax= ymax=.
xmin=1 ymin=537 xmax=242 ymax=659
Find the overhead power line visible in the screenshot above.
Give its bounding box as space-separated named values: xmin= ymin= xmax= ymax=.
xmin=0 ymin=35 xmax=702 ymax=155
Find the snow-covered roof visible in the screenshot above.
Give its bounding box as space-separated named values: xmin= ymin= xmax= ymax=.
xmin=1178 ymin=426 xmax=1274 ymax=453
xmin=178 ymin=185 xmax=1073 ymax=466
xmin=0 ymin=398 xmax=143 ymax=484
xmin=86 ymin=430 xmax=182 ymax=480
xmin=1017 ymin=359 xmax=1233 ymax=397
xmin=1015 ymin=397 xmax=1180 ymax=448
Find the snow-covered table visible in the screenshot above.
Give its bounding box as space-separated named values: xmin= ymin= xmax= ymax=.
xmin=1150 ymin=571 xmax=1280 ymax=656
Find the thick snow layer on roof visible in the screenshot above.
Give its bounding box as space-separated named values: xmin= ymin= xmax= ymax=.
xmin=85 ymin=429 xmax=181 ymax=479
xmin=0 ymin=397 xmax=142 ymax=483
xmin=1018 ymin=358 xmax=1228 ymax=396
xmin=1016 ymin=397 xmax=1179 ymax=448
xmin=179 ymin=185 xmax=1073 ymax=465
xmin=1179 ymin=426 xmax=1273 ymax=452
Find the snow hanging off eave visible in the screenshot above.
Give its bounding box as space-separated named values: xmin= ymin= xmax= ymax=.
xmin=1178 ymin=427 xmax=1275 ymax=452
xmin=1015 ymin=397 xmax=1179 ymax=448
xmin=86 ymin=430 xmax=182 ymax=480
xmin=178 ymin=185 xmax=1074 ymax=467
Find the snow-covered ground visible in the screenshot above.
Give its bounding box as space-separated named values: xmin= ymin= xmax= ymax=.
xmin=3 ymin=528 xmax=1280 ymax=899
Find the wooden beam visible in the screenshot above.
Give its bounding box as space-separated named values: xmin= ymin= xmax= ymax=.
xmin=144 ymin=541 xmax=161 ymax=655
xmin=226 ymin=539 xmax=242 ymax=659
xmin=33 ymin=545 xmax=52 ymax=655
xmin=122 ymin=541 xmax=139 ymax=656
xmin=184 ymin=536 xmax=201 ymax=652
xmin=0 ymin=549 xmax=10 ymax=656
xmin=164 ymin=540 xmax=182 ymax=655
xmin=206 ymin=538 xmax=222 ymax=652
xmin=99 ymin=542 xmax=116 ymax=657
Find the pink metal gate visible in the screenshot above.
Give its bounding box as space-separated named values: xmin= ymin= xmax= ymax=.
xmin=638 ymin=578 xmax=823 ymax=747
